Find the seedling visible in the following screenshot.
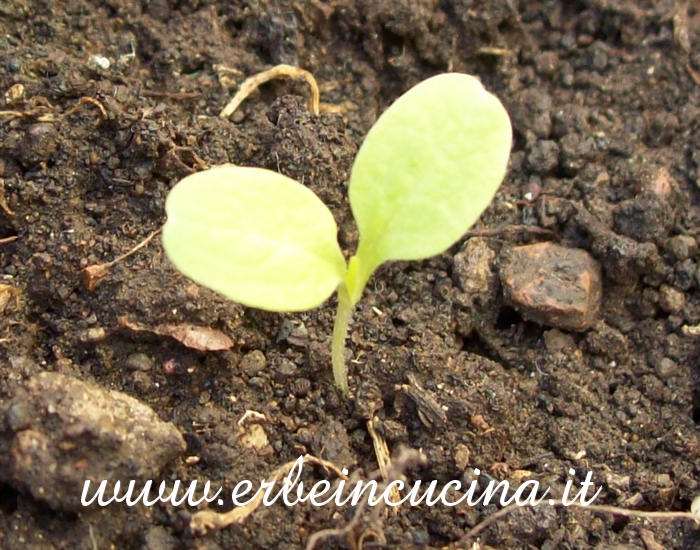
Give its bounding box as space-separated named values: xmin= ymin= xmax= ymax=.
xmin=163 ymin=73 xmax=512 ymax=395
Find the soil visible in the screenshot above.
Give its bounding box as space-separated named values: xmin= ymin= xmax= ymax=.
xmin=0 ymin=1 xmax=699 ymax=549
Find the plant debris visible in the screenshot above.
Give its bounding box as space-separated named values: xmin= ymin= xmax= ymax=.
xmin=219 ymin=64 xmax=321 ymax=119
xmin=118 ymin=317 xmax=234 ymax=351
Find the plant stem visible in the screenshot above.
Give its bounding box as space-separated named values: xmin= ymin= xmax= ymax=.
xmin=331 ymin=293 xmax=354 ymax=395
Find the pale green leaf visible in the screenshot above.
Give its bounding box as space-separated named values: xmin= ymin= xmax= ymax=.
xmin=163 ymin=164 xmax=346 ymax=312
xmin=349 ymin=73 xmax=512 ymax=284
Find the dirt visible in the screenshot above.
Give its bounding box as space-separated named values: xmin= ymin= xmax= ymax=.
xmin=0 ymin=1 xmax=699 ymax=549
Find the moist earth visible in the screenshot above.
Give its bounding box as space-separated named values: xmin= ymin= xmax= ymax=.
xmin=0 ymin=1 xmax=699 ymax=549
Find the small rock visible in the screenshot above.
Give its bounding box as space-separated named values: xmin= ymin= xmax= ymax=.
xmin=655 ymin=357 xmax=677 ymax=379
xmin=642 ymin=166 xmax=676 ymax=201
xmin=286 ymin=322 xmax=309 ymax=347
xmin=5 ymin=83 xmax=25 ymax=104
xmin=248 ymin=376 xmax=266 ymax=390
xmin=691 ymin=494 xmax=700 ymax=516
xmin=275 ymin=358 xmax=297 ymax=378
xmin=311 ymin=420 xmax=355 ymax=467
xmin=0 ymin=372 xmax=186 ymax=511
xmin=551 ymin=105 xmax=590 ymax=138
xmin=17 ymin=123 xmax=58 ymax=167
xmin=559 ymin=132 xmax=596 ymax=175
xmin=544 ymin=328 xmax=576 ymax=354
xmin=77 ymin=327 xmax=107 ymax=343
xmin=526 ymin=140 xmax=560 ymax=175
xmin=509 ymin=89 xmax=552 ymax=139
xmin=453 ymin=443 xmax=471 ymax=471
xmin=666 ymin=235 xmax=698 ymax=261
xmin=658 ymin=284 xmax=685 ymax=314
xmin=239 ymin=424 xmax=270 ymax=454
xmin=452 ymin=238 xmax=496 ymax=294
xmin=131 ymin=371 xmax=152 ymax=392
xmin=295 ymin=427 xmax=313 ymax=446
xmin=590 ymin=42 xmax=608 ymax=71
xmin=125 ymin=352 xmax=154 ymax=371
xmin=499 ymin=242 xmax=602 ymax=331
xmin=674 ymin=259 xmax=696 ymax=291
xmin=522 ymin=177 xmax=542 ymax=202
xmin=290 ymin=377 xmax=311 ymax=397
xmin=276 ymin=319 xmax=295 ymax=342
xmin=534 ymin=50 xmax=559 ymax=78
xmin=276 ymin=319 xmax=309 ymax=347
xmin=613 ymin=193 xmax=675 ymax=242
xmin=239 ymin=350 xmax=267 ymax=376
xmin=5 ymin=401 xmax=31 ymax=431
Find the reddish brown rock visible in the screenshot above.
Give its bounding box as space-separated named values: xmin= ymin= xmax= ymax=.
xmin=499 ymin=242 xmax=602 ymax=331
xmin=0 ymin=372 xmax=186 ymax=511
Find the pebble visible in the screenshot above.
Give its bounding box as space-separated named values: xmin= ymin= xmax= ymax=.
xmin=559 ymin=132 xmax=596 ymax=175
xmin=311 ymin=420 xmax=355 ymax=467
xmin=522 ymin=177 xmax=542 ymax=202
xmin=666 ymin=235 xmax=698 ymax=261
xmin=125 ymin=352 xmax=154 ymax=371
xmin=452 ymin=237 xmax=495 ymax=294
xmin=276 ymin=358 xmax=297 ymax=378
xmin=526 ymin=140 xmax=560 ymax=175
xmin=239 ymin=350 xmax=267 ymax=376
xmin=642 ymin=166 xmax=676 ymax=200
xmin=248 ymin=376 xmax=266 ymax=389
xmin=534 ymin=50 xmax=559 ymax=78
xmin=544 ymin=328 xmax=576 ymax=354
xmin=655 ymin=357 xmax=677 ymax=379
xmin=453 ymin=443 xmax=471 ymax=471
xmin=18 ymin=123 xmax=58 ymax=167
xmin=77 ymin=326 xmax=107 ymax=343
xmin=276 ymin=320 xmax=309 ymax=347
xmin=658 ymin=284 xmax=685 ymax=314
xmin=5 ymin=401 xmax=31 ymax=431
xmin=291 ymin=377 xmax=311 ymax=397
xmin=613 ymin=193 xmax=675 ymax=242
xmin=674 ymin=259 xmax=696 ymax=291
xmin=499 ymin=242 xmax=602 ymax=331
xmin=691 ymin=494 xmax=700 ymax=516
xmin=509 ymin=89 xmax=552 ymax=139
xmin=130 ymin=371 xmax=152 ymax=392
xmin=0 ymin=372 xmax=186 ymax=511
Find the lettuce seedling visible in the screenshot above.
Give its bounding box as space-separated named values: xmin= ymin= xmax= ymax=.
xmin=163 ymin=73 xmax=512 ymax=395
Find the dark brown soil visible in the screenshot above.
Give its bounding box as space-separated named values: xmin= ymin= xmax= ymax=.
xmin=1 ymin=1 xmax=699 ymax=549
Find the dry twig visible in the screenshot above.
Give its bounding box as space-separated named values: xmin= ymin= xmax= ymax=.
xmin=65 ymin=96 xmax=108 ymax=119
xmin=167 ymin=141 xmax=210 ymax=174
xmin=190 ymin=454 xmax=348 ymax=534
xmin=366 ymin=418 xmax=401 ymax=514
xmin=219 ymin=64 xmax=320 ymax=119
xmin=141 ymin=90 xmax=200 ymax=100
xmin=305 ymin=448 xmax=428 ymax=550
xmin=81 ymin=228 xmax=161 ymax=291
